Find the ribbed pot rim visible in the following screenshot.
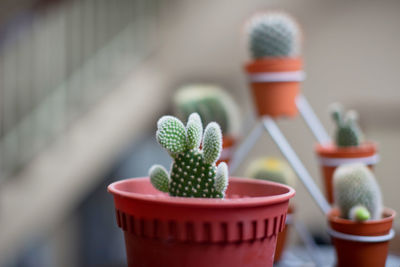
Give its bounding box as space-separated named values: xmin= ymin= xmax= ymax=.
xmin=108 ymin=177 xmax=295 ymax=208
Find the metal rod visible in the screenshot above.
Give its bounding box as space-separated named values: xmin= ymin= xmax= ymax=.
xmin=296 ymin=94 xmax=331 ymax=145
xmin=262 ymin=116 xmax=331 ymax=214
xmin=229 ymin=122 xmax=263 ymax=174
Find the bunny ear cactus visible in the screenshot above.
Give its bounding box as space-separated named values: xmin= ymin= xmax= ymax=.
xmin=245 ymin=157 xmax=296 ymax=188
xmin=247 ymin=12 xmax=301 ymax=59
xmin=173 ymin=84 xmax=240 ymax=136
xmin=149 ymin=113 xmax=229 ymax=198
xmin=330 ymin=103 xmax=364 ymax=147
xmin=333 ymin=163 xmax=383 ymax=221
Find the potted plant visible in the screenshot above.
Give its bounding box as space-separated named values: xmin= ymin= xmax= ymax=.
xmin=173 ymin=84 xmax=240 ymax=165
xmin=245 ymin=157 xmax=296 ymax=262
xmin=244 ymin=11 xmax=303 ymax=117
xmin=328 ymin=163 xmax=395 ymax=267
xmin=108 ymin=113 xmax=295 ymax=267
xmin=315 ymin=103 xmax=379 ymax=203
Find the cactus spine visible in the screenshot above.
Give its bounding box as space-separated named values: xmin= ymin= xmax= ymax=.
xmin=247 ymin=12 xmax=301 ymax=59
xmin=330 ymin=103 xmax=364 ymax=147
xmin=149 ymin=113 xmax=229 ymax=198
xmin=333 ymin=163 xmax=383 ymax=221
xmin=173 ymin=84 xmax=239 ymax=136
xmin=245 ymin=157 xmax=296 ymax=188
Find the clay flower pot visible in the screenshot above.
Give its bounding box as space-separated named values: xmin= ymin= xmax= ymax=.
xmin=273 ymin=205 xmax=294 ymax=262
xmin=328 ymin=208 xmax=396 ymax=267
xmin=244 ymin=57 xmax=304 ymax=118
xmin=216 ymin=135 xmax=237 ymax=165
xmin=315 ymin=142 xmax=379 ymax=203
xmin=108 ymin=177 xmax=295 ymax=267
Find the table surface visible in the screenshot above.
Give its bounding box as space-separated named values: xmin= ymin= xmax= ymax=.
xmin=276 ymin=246 xmax=400 ymax=267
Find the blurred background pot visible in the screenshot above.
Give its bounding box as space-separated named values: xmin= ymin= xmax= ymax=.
xmin=245 ymin=57 xmax=303 ymax=118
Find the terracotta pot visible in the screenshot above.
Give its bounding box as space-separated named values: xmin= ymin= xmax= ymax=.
xmin=328 ymin=208 xmax=395 ymax=267
xmin=274 ymin=205 xmax=294 ymax=262
xmin=315 ymin=142 xmax=378 ymax=203
xmin=244 ymin=57 xmax=303 ymax=118
xmin=216 ymin=135 xmax=237 ymax=166
xmin=108 ymin=177 xmax=295 ymax=267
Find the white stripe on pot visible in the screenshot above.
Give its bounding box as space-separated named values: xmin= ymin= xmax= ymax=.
xmin=327 ymin=227 xmax=395 ymax=243
xmin=318 ymin=154 xmax=379 ymax=167
xmin=248 ymin=71 xmax=305 ymax=83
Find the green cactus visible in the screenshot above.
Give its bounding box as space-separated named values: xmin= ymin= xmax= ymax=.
xmin=330 ymin=103 xmax=364 ymax=147
xmin=173 ymin=84 xmax=239 ymax=136
xmin=245 ymin=157 xmax=296 ymax=188
xmin=247 ymin=12 xmax=301 ymax=59
xmin=149 ymin=113 xmax=229 ymax=198
xmin=333 ymin=163 xmax=383 ymax=221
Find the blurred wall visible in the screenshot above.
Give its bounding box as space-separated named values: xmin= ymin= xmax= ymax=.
xmin=155 ymin=0 xmax=400 ymax=234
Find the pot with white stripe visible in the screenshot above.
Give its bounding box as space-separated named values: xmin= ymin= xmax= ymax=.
xmin=244 ymin=57 xmax=304 ymax=117
xmin=328 ymin=208 xmax=395 ymax=267
xmin=315 ymin=142 xmax=378 ymax=203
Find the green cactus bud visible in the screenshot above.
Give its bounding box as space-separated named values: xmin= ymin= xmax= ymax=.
xmin=247 ymin=12 xmax=301 ymax=59
xmin=329 ymin=103 xmax=363 ymax=147
xmin=349 ymin=205 xmax=371 ymax=222
xmin=150 ymin=113 xmax=228 ymax=198
xmin=333 ymin=163 xmax=383 ymax=221
xmin=173 ymin=84 xmax=240 ymax=136
xmin=245 ymin=157 xmax=296 ymax=188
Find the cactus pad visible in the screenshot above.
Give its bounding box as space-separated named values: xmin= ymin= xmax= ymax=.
xmin=330 ymin=103 xmax=363 ymax=147
xmin=150 ymin=113 xmax=228 ymax=198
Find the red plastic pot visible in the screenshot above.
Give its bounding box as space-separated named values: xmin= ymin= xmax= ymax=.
xmin=244 ymin=57 xmax=303 ymax=118
xmin=273 ymin=205 xmax=294 ymax=262
xmin=108 ymin=177 xmax=295 ymax=267
xmin=315 ymin=142 xmax=378 ymax=203
xmin=216 ymin=135 xmax=237 ymax=166
xmin=328 ymin=208 xmax=395 ymax=267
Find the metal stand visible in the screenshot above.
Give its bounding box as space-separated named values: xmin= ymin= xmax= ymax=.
xmin=230 ymin=94 xmax=331 ymax=214
xmin=296 ymin=94 xmax=330 ymax=145
xmin=229 ymin=94 xmax=331 ymax=265
xmin=262 ymin=116 xmax=330 ymax=214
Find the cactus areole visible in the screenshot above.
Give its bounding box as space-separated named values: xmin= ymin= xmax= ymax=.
xmin=244 ymin=12 xmax=304 ymax=117
xmin=107 ymin=113 xmax=295 ymax=267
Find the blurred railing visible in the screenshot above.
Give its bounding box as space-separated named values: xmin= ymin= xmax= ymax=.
xmin=0 ymin=0 xmax=159 ymax=180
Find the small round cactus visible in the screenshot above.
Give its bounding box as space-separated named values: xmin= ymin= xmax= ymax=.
xmin=149 ymin=113 xmax=229 ymax=198
xmin=247 ymin=12 xmax=301 ymax=59
xmin=173 ymin=84 xmax=240 ymax=136
xmin=333 ymin=163 xmax=383 ymax=221
xmin=245 ymin=157 xmax=296 ymax=188
xmin=330 ymin=103 xmax=364 ymax=147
